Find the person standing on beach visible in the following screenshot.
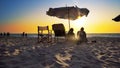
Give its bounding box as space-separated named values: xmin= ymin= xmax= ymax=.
xmin=22 ymin=32 xmax=27 ymax=37
xmin=77 ymin=27 xmax=87 ymax=44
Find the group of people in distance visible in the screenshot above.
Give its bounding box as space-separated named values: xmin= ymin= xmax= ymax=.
xmin=67 ymin=27 xmax=87 ymax=44
xmin=0 ymin=32 xmax=10 ymax=37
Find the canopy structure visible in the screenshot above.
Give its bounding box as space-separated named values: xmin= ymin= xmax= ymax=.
xmin=46 ymin=6 xmax=90 ymax=29
xmin=112 ymin=15 xmax=120 ymax=22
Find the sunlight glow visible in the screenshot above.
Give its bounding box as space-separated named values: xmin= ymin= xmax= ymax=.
xmin=0 ymin=0 xmax=120 ymax=33
xmin=72 ymin=16 xmax=86 ymax=33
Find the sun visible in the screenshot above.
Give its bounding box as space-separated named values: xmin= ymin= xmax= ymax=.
xmin=72 ymin=16 xmax=86 ymax=33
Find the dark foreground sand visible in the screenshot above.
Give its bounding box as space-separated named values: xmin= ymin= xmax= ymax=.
xmin=0 ymin=37 xmax=120 ymax=68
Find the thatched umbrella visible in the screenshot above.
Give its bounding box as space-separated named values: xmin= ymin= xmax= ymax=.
xmin=112 ymin=15 xmax=120 ymax=22
xmin=46 ymin=6 xmax=89 ymax=29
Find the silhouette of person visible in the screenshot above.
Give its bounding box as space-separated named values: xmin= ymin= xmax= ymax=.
xmin=22 ymin=32 xmax=27 ymax=37
xmin=22 ymin=32 xmax=25 ymax=37
xmin=67 ymin=28 xmax=75 ymax=40
xmin=3 ymin=32 xmax=6 ymax=36
xmin=25 ymin=33 xmax=27 ymax=37
xmin=0 ymin=33 xmax=2 ymax=36
xmin=77 ymin=27 xmax=87 ymax=44
xmin=7 ymin=32 xmax=10 ymax=37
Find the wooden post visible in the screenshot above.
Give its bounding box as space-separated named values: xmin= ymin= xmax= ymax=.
xmin=66 ymin=5 xmax=70 ymax=30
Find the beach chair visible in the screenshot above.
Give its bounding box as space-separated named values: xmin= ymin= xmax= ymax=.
xmin=37 ymin=26 xmax=52 ymax=43
xmin=52 ymin=23 xmax=66 ymax=42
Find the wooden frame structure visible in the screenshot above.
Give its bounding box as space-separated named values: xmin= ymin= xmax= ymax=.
xmin=38 ymin=26 xmax=52 ymax=43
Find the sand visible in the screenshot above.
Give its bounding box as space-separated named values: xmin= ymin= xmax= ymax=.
xmin=0 ymin=37 xmax=120 ymax=68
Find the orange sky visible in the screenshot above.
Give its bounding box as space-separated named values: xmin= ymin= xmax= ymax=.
xmin=0 ymin=0 xmax=120 ymax=33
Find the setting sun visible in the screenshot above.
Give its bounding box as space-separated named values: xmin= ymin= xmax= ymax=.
xmin=0 ymin=0 xmax=120 ymax=33
xmin=72 ymin=16 xmax=87 ymax=33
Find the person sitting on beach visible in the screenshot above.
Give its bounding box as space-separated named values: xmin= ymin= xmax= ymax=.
xmin=67 ymin=28 xmax=75 ymax=40
xmin=77 ymin=27 xmax=87 ymax=44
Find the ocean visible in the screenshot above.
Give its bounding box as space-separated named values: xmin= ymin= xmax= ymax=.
xmin=5 ymin=33 xmax=120 ymax=38
xmin=87 ymin=33 xmax=120 ymax=38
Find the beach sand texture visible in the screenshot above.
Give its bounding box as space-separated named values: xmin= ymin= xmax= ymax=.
xmin=0 ymin=37 xmax=120 ymax=68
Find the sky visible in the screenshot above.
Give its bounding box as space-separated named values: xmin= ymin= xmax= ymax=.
xmin=0 ymin=0 xmax=120 ymax=33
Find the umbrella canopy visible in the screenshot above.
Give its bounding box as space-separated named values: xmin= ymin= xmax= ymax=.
xmin=46 ymin=6 xmax=89 ymax=20
xmin=46 ymin=6 xmax=89 ymax=29
xmin=112 ymin=15 xmax=120 ymax=22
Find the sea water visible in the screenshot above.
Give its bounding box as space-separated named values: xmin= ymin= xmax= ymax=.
xmin=8 ymin=33 xmax=120 ymax=38
xmin=87 ymin=33 xmax=120 ymax=38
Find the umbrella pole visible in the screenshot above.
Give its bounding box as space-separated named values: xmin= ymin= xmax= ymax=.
xmin=68 ymin=19 xmax=70 ymax=30
xmin=67 ymin=5 xmax=70 ymax=30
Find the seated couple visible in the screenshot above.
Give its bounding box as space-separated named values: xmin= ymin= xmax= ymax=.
xmin=67 ymin=27 xmax=87 ymax=44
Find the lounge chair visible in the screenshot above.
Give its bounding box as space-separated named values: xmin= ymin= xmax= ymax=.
xmin=52 ymin=23 xmax=66 ymax=42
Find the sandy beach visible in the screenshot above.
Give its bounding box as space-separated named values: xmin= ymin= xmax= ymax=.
xmin=0 ymin=37 xmax=120 ymax=68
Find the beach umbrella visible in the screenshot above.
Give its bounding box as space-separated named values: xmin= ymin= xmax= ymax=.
xmin=112 ymin=15 xmax=120 ymax=22
xmin=46 ymin=6 xmax=90 ymax=29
